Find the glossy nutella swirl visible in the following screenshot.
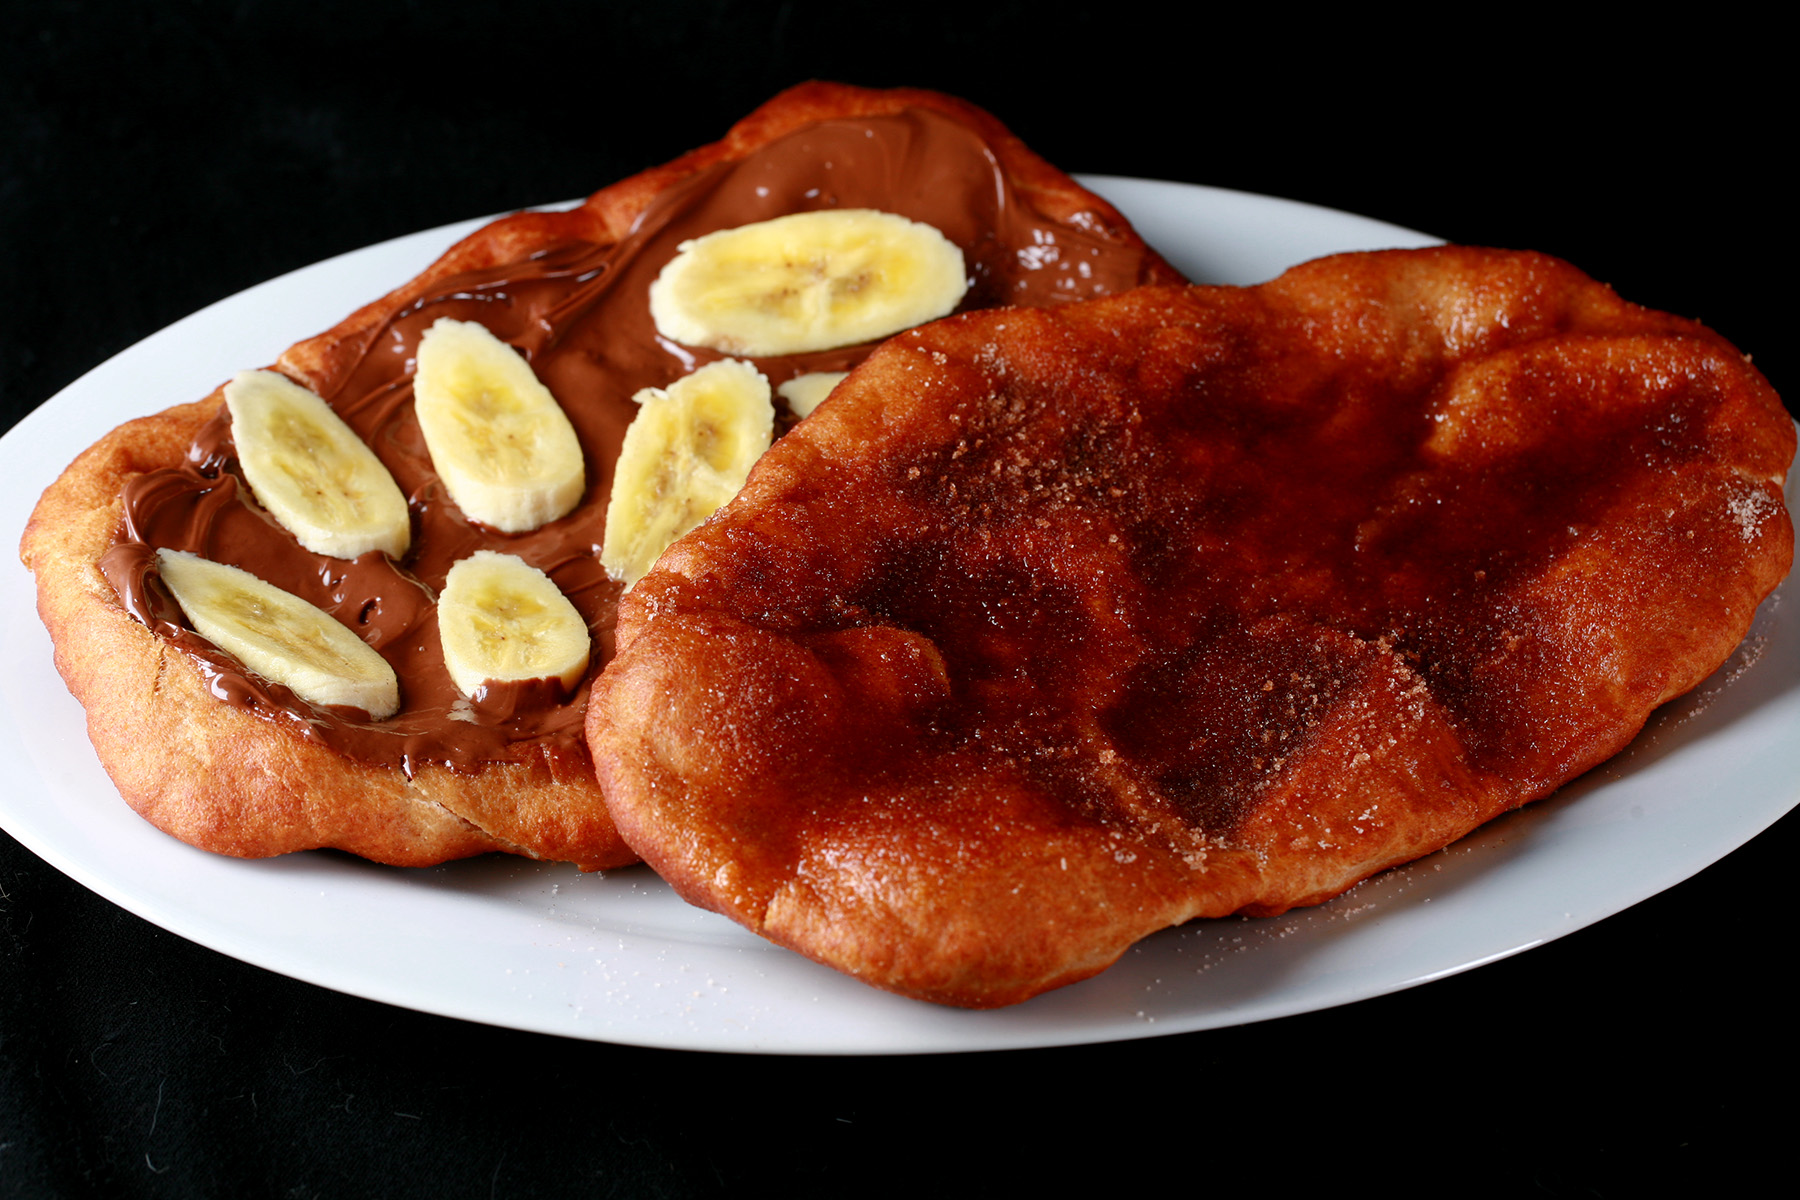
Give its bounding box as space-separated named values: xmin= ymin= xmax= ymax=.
xmin=107 ymin=108 xmax=1169 ymax=775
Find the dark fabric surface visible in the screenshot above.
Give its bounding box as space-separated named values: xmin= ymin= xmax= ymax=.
xmin=3 ymin=3 xmax=1792 ymax=1195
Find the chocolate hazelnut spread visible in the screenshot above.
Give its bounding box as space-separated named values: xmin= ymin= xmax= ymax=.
xmin=105 ymin=108 xmax=1172 ymax=775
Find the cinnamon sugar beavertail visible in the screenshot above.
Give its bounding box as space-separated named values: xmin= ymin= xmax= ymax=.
xmin=589 ymin=249 xmax=1793 ymax=1007
xmin=20 ymin=84 xmax=1182 ymax=869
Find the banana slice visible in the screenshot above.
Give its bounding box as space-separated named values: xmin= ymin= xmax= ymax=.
xmin=601 ymin=359 xmax=774 ymax=588
xmin=413 ymin=318 xmax=585 ymax=533
xmin=438 ymin=551 xmax=590 ymax=698
xmin=777 ymin=371 xmax=849 ymax=419
xmin=648 ymin=209 xmax=968 ymax=356
xmin=155 ymin=549 xmax=399 ymax=719
xmin=225 ymin=369 xmax=411 ymax=560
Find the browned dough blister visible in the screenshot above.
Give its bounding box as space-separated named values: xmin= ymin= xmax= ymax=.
xmin=589 ymin=247 xmax=1794 ymax=1006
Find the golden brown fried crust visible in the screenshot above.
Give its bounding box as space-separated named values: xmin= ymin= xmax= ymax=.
xmin=21 ymin=400 xmax=523 ymax=866
xmin=20 ymin=82 xmax=1172 ymax=870
xmin=589 ymin=247 xmax=1795 ymax=1006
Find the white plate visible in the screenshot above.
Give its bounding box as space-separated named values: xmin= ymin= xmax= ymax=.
xmin=3 ymin=180 xmax=1794 ymax=1055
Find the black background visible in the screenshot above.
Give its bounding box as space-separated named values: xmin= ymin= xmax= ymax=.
xmin=3 ymin=3 xmax=1793 ymax=1196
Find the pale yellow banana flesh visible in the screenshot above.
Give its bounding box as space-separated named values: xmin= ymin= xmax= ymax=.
xmin=225 ymin=370 xmax=411 ymax=560
xmin=601 ymin=359 xmax=774 ymax=588
xmin=156 ymin=549 xmax=400 ymax=719
xmin=777 ymin=371 xmax=849 ymax=419
xmin=648 ymin=209 xmax=968 ymax=356
xmin=413 ymin=318 xmax=586 ymax=533
xmin=437 ymin=551 xmax=591 ymax=697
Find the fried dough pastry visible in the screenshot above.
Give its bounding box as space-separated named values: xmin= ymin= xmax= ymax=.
xmin=590 ymin=247 xmax=1795 ymax=1006
xmin=20 ymin=83 xmax=1178 ymax=870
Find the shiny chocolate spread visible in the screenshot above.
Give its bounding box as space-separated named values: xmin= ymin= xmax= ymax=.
xmin=102 ymin=109 xmax=1171 ymax=775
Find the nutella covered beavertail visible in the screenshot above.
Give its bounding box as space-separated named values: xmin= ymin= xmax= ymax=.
xmin=20 ymin=83 xmax=1182 ymax=870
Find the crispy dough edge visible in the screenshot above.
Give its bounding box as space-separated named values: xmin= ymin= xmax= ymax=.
xmin=20 ymin=395 xmax=643 ymax=869
xmin=275 ymin=81 xmax=1186 ymax=395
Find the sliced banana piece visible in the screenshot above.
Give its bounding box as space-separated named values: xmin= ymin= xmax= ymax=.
xmin=225 ymin=369 xmax=411 ymax=560
xmin=601 ymin=359 xmax=774 ymax=588
xmin=648 ymin=209 xmax=968 ymax=356
xmin=413 ymin=318 xmax=585 ymax=533
xmin=156 ymin=549 xmax=400 ymax=719
xmin=777 ymin=371 xmax=849 ymax=419
xmin=438 ymin=551 xmax=591 ymax=697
